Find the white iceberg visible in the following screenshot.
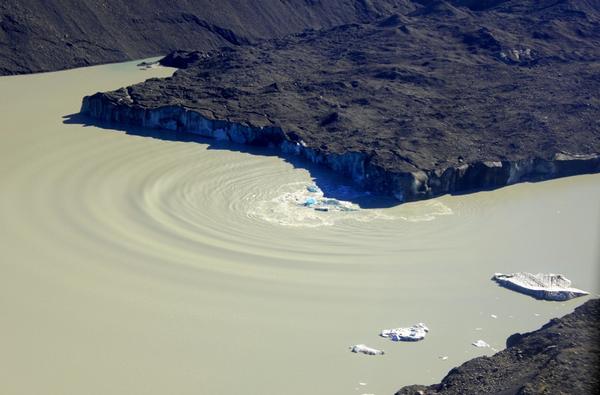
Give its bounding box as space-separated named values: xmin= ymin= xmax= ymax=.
xmin=380 ymin=322 xmax=429 ymax=342
xmin=492 ymin=272 xmax=589 ymax=301
xmin=350 ymin=344 xmax=385 ymax=355
xmin=472 ymin=340 xmax=490 ymax=348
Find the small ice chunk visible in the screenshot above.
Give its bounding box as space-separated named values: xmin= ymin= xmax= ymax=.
xmin=381 ymin=323 xmax=429 ymax=342
xmin=490 ymin=314 xmax=498 ymax=319
xmin=359 ymin=382 xmax=367 ymax=386
xmin=439 ymin=356 xmax=448 ymax=360
xmin=472 ymin=340 xmax=490 ymax=348
xmin=475 ymin=327 xmax=483 ymax=331
xmin=304 ymin=197 xmax=317 ymax=206
xmin=307 ymin=184 xmax=320 ymax=193
xmin=492 ymin=272 xmax=589 ymax=301
xmin=350 ymin=344 xmax=385 ymax=355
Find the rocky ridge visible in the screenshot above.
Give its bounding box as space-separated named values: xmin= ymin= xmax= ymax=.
xmin=0 ymin=0 xmax=414 ymax=75
xmin=80 ymin=0 xmax=600 ymax=202
xmin=395 ymin=299 xmax=600 ymax=395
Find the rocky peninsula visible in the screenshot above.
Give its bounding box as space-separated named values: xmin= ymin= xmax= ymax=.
xmin=80 ymin=0 xmax=600 ymax=202
xmin=396 ymin=299 xmax=600 ymax=395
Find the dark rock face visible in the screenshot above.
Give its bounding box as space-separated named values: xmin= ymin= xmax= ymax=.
xmin=80 ymin=0 xmax=600 ymax=202
xmin=395 ymin=299 xmax=600 ymax=395
xmin=0 ymin=0 xmax=414 ymax=75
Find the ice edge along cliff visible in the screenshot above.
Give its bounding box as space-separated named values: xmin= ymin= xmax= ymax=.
xmin=80 ymin=95 xmax=600 ymax=203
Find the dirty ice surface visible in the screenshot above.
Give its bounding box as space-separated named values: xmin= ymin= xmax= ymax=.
xmin=350 ymin=344 xmax=385 ymax=356
xmin=493 ymin=272 xmax=589 ymax=301
xmin=381 ymin=323 xmax=430 ymax=342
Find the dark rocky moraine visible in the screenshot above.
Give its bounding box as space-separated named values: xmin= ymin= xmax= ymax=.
xmin=395 ymin=299 xmax=600 ymax=395
xmin=80 ymin=0 xmax=600 ymax=202
xmin=0 ymin=0 xmax=414 ymax=75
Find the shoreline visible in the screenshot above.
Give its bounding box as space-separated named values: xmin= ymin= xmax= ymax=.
xmin=80 ymin=95 xmax=600 ymax=203
xmin=395 ymin=299 xmax=600 ymax=395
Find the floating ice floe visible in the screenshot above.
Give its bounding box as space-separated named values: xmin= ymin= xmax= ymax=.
xmin=350 ymin=344 xmax=385 ymax=355
xmin=380 ymin=323 xmax=429 ymax=342
xmin=492 ymin=272 xmax=589 ymax=301
xmin=472 ymin=340 xmax=490 ymax=348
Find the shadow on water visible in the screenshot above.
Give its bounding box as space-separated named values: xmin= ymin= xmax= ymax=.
xmin=63 ymin=113 xmax=400 ymax=209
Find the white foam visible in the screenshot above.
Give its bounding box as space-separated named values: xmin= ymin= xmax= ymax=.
xmin=397 ymin=201 xmax=454 ymax=222
xmin=247 ymin=182 xmax=391 ymax=227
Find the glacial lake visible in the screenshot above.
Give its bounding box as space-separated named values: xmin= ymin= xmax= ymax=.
xmin=1 ymin=59 xmax=599 ymax=395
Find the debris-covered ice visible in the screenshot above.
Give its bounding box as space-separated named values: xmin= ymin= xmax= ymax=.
xmin=472 ymin=340 xmax=490 ymax=348
xmin=380 ymin=323 xmax=429 ymax=342
xmin=350 ymin=344 xmax=385 ymax=355
xmin=492 ymin=272 xmax=589 ymax=301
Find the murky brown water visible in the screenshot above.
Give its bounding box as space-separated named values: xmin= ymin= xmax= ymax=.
xmin=1 ymin=59 xmax=599 ymax=395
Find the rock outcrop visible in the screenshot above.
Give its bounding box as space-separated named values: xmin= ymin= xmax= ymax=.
xmin=0 ymin=0 xmax=415 ymax=75
xmin=80 ymin=1 xmax=600 ymax=202
xmin=395 ymin=299 xmax=600 ymax=395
